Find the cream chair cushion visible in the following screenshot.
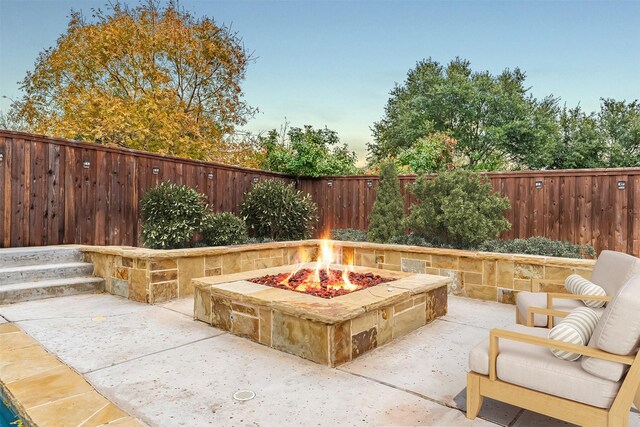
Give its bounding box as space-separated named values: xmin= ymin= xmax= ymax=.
xmin=469 ymin=324 xmax=622 ymax=409
xmin=590 ymin=250 xmax=640 ymax=296
xmin=581 ymin=345 xmax=630 ymax=382
xmin=582 ymin=275 xmax=640 ymax=381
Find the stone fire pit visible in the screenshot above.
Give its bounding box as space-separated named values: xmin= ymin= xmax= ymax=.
xmin=193 ymin=264 xmax=450 ymax=367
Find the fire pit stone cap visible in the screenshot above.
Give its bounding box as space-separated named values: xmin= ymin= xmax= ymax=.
xmin=389 ymin=274 xmax=452 ymax=295
xmin=271 ymin=298 xmax=366 ymax=324
xmin=197 ymin=266 xmax=452 ymax=325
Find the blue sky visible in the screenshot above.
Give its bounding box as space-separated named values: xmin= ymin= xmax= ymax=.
xmin=1 ymin=0 xmax=639 ymax=163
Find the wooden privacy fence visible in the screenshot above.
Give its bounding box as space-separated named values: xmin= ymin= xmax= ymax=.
xmin=0 ymin=131 xmax=290 ymax=248
xmin=1 ymin=130 xmax=639 ymax=256
xmin=305 ymin=170 xmax=640 ymax=257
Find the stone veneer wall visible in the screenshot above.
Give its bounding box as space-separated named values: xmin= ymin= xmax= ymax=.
xmin=332 ymin=242 xmax=596 ymax=304
xmin=82 ymin=242 xmax=318 ymax=304
xmin=82 ymin=240 xmax=596 ymax=305
xmin=193 ymin=269 xmax=449 ymax=367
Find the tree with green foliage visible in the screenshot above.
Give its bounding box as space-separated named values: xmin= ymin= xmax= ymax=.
xmin=549 ymin=106 xmax=608 ymax=169
xmin=370 ymin=57 xmax=559 ymax=170
xmin=259 ymin=124 xmax=359 ymax=177
xmin=598 ymin=99 xmax=640 ymax=167
xmin=405 ymin=171 xmax=511 ymax=247
xmin=367 ymin=162 xmax=405 ymax=243
xmin=395 ymin=131 xmax=457 ymax=173
xmin=547 ymin=99 xmax=640 ymax=169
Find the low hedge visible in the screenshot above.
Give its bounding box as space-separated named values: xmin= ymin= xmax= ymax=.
xmin=478 ymin=237 xmax=596 ymax=259
xmin=332 ymin=229 xmax=596 ymax=259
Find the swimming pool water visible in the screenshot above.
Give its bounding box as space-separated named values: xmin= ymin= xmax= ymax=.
xmin=0 ymin=399 xmax=21 ymax=427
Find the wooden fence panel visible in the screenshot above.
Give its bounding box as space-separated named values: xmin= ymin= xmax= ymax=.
xmin=0 ymin=131 xmax=290 ymax=248
xmin=631 ymin=175 xmax=640 ymax=256
xmin=299 ymin=169 xmax=640 ymax=256
xmin=1 ymin=130 xmax=639 ymax=256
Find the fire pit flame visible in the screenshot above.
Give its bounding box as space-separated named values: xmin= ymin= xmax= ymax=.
xmin=248 ymin=238 xmax=396 ymax=299
xmin=341 ymin=267 xmax=358 ymax=292
xmin=299 ymin=239 xmax=344 ymax=291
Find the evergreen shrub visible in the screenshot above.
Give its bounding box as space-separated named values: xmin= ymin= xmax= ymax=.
xmin=405 ymin=171 xmax=511 ymax=247
xmin=241 ymin=180 xmax=318 ymax=241
xmin=367 ymin=162 xmax=405 ymax=243
xmin=201 ymin=212 xmax=249 ymax=246
xmin=140 ymin=182 xmax=208 ymax=249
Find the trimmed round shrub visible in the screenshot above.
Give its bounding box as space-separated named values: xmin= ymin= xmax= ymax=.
xmin=405 ymin=171 xmax=511 ymax=247
xmin=140 ymin=182 xmax=207 ymax=249
xmin=479 ymin=237 xmax=596 ymax=259
xmin=241 ymin=180 xmax=318 ymax=241
xmin=201 ymin=212 xmax=249 ymax=246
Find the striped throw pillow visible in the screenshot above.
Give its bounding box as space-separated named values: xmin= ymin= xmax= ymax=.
xmin=564 ymin=274 xmax=607 ymax=308
xmin=548 ymin=307 xmax=599 ymax=361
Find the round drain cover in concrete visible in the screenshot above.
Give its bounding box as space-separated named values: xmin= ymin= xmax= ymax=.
xmin=233 ymin=390 xmax=255 ymax=401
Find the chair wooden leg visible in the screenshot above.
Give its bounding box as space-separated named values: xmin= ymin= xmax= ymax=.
xmin=634 ymin=385 xmax=640 ymax=410
xmin=466 ymin=373 xmax=484 ymax=420
xmin=607 ymin=412 xmax=629 ymax=427
xmin=515 ymin=306 xmax=522 ymax=325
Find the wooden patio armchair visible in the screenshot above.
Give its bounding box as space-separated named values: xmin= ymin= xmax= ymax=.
xmin=525 ymin=293 xmax=611 ymax=328
xmin=516 ymin=250 xmax=640 ymax=327
xmin=467 ymin=274 xmax=640 ymax=426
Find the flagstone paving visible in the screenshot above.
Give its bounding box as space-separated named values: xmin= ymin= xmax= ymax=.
xmin=1 ymin=294 xmax=638 ymax=426
xmin=0 ymin=323 xmax=143 ymax=426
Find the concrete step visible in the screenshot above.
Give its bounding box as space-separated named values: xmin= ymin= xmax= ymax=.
xmin=0 ymin=277 xmax=105 ymax=305
xmin=0 ymin=246 xmax=84 ymax=268
xmin=0 ymin=262 xmax=94 ymax=286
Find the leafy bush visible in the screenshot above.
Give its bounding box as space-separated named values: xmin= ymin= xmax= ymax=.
xmin=367 ymin=162 xmax=405 ymax=243
xmin=479 ymin=237 xmax=596 ymax=259
xmin=241 ymin=180 xmax=318 ymax=241
xmin=405 ymin=171 xmax=511 ymax=247
xmin=141 ymin=182 xmax=208 ymax=249
xmin=331 ymin=229 xmax=369 ymax=242
xmin=201 ymin=212 xmax=248 ymax=246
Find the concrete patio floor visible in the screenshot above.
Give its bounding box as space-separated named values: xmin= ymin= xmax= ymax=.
xmin=1 ymin=294 xmax=638 ymax=426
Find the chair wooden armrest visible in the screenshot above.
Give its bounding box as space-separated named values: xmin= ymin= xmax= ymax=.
xmin=526 ymin=307 xmax=571 ymax=328
xmin=546 ymin=292 xmax=612 ymax=309
xmin=488 ymin=328 xmax=635 ymax=381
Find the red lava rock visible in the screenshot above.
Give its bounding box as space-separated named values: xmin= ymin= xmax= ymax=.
xmin=248 ymin=268 xmax=396 ymax=299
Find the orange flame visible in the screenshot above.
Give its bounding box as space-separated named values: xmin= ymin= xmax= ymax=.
xmin=340 ymin=252 xmax=358 ymax=291
xmin=277 ymin=234 xmax=361 ymax=294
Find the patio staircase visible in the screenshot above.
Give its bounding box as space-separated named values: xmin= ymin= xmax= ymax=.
xmin=0 ymin=246 xmax=104 ymax=304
